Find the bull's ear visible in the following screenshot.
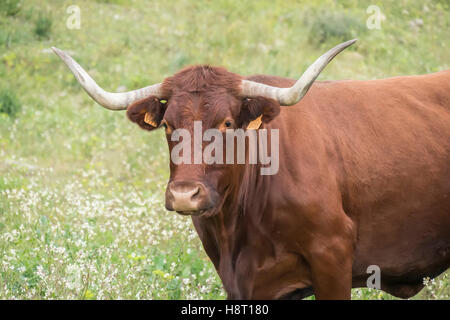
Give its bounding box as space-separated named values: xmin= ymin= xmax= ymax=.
xmin=239 ymin=96 xmax=280 ymax=127
xmin=126 ymin=96 xmax=166 ymax=131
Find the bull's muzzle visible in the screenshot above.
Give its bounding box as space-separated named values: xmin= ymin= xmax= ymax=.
xmin=165 ymin=181 xmax=214 ymax=216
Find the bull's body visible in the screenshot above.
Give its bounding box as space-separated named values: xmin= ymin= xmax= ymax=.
xmin=53 ymin=40 xmax=450 ymax=299
xmin=193 ymin=70 xmax=450 ymax=299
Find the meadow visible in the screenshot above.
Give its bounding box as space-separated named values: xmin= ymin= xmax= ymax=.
xmin=0 ymin=0 xmax=449 ymax=299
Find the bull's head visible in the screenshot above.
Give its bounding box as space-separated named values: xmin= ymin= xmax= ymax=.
xmin=52 ymin=39 xmax=356 ymax=216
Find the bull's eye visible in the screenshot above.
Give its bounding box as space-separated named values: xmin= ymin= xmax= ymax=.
xmin=218 ymin=118 xmax=234 ymax=131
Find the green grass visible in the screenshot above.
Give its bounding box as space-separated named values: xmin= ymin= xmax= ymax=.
xmin=0 ymin=0 xmax=449 ymax=299
xmin=0 ymin=90 xmax=21 ymax=118
xmin=34 ymin=13 xmax=52 ymax=40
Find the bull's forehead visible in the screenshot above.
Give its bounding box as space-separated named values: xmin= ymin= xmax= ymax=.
xmin=162 ymin=65 xmax=242 ymax=128
xmin=162 ymin=65 xmax=242 ymax=92
xmin=163 ymin=90 xmax=240 ymax=129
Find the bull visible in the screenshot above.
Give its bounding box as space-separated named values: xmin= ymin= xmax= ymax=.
xmin=52 ymin=39 xmax=450 ymax=299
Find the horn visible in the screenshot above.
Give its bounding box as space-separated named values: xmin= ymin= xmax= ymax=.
xmin=51 ymin=47 xmax=163 ymax=110
xmin=240 ymin=39 xmax=357 ymax=106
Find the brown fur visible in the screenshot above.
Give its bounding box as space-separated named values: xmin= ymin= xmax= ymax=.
xmin=126 ymin=65 xmax=450 ymax=299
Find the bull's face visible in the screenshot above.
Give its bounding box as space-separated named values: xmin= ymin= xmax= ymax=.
xmin=126 ymin=66 xmax=281 ymax=216
xmin=51 ymin=40 xmax=356 ymax=217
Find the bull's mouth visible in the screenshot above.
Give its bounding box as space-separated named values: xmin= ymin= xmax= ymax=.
xmin=175 ymin=208 xmax=210 ymax=217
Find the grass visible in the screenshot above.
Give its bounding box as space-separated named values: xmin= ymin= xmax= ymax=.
xmin=0 ymin=0 xmax=449 ymax=299
xmin=0 ymin=0 xmax=23 ymax=17
xmin=34 ymin=13 xmax=52 ymax=39
xmin=0 ymin=90 xmax=21 ymax=118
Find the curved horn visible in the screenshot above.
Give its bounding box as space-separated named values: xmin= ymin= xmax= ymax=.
xmin=51 ymin=47 xmax=163 ymax=110
xmin=241 ymin=39 xmax=357 ymax=106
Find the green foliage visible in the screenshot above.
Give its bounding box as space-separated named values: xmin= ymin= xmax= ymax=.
xmin=0 ymin=0 xmax=22 ymax=17
xmin=0 ymin=90 xmax=21 ymax=118
xmin=308 ymin=10 xmax=365 ymax=46
xmin=34 ymin=13 xmax=52 ymax=39
xmin=0 ymin=30 xmax=12 ymax=49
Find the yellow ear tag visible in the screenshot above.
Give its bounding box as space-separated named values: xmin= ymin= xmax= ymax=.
xmin=246 ymin=115 xmax=262 ymax=130
xmin=144 ymin=112 xmax=158 ymax=127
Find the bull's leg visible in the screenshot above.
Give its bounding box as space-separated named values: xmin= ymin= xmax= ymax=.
xmin=300 ymin=203 xmax=356 ymax=300
xmin=307 ymin=237 xmax=354 ymax=299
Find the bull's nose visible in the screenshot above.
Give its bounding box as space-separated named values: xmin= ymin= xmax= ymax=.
xmin=165 ymin=181 xmax=210 ymax=214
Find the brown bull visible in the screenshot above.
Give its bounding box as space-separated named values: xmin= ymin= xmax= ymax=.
xmin=53 ymin=40 xmax=450 ymax=299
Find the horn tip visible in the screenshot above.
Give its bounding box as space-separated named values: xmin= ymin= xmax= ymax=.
xmin=336 ymin=39 xmax=357 ymax=51
xmin=51 ymin=47 xmax=66 ymax=59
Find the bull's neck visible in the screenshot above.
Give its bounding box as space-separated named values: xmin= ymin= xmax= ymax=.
xmin=194 ymin=163 xmax=272 ymax=298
